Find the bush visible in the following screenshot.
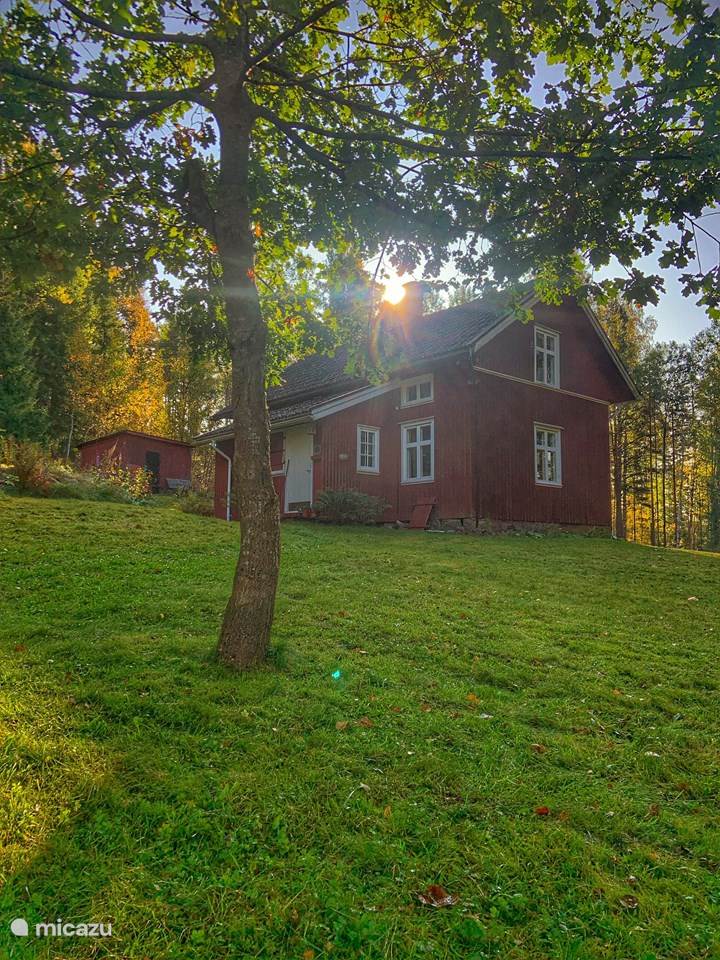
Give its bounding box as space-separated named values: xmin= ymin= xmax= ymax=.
xmin=176 ymin=489 xmax=215 ymax=517
xmin=91 ymin=454 xmax=152 ymax=503
xmin=312 ymin=489 xmax=389 ymax=524
xmin=0 ymin=439 xmax=151 ymax=503
xmin=48 ymin=470 xmax=135 ymax=503
xmin=0 ymin=438 xmax=51 ymax=494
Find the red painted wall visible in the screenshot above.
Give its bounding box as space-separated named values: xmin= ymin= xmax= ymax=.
xmin=476 ymin=299 xmax=635 ymax=404
xmin=313 ymin=357 xmax=475 ymax=523
xmin=79 ymin=432 xmax=191 ymax=491
xmin=474 ymin=373 xmax=611 ymax=525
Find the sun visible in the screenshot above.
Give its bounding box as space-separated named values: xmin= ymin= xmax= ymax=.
xmin=382 ymin=273 xmax=406 ymax=305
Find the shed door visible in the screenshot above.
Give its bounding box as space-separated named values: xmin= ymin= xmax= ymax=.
xmin=283 ymin=425 xmax=313 ymax=512
xmin=145 ymin=450 xmax=160 ymax=491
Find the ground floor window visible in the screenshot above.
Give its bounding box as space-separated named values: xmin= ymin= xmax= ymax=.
xmin=402 ymin=419 xmax=434 ymax=482
xmin=534 ymin=424 xmax=562 ymax=485
xmin=357 ymin=425 xmax=380 ymax=472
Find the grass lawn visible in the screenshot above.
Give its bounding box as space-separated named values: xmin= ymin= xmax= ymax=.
xmin=0 ymin=496 xmax=719 ymax=959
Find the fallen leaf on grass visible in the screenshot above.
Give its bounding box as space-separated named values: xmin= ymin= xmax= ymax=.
xmin=534 ymin=806 xmax=551 ymax=816
xmin=618 ymin=894 xmax=639 ymax=910
xmin=417 ymin=885 xmax=458 ymax=908
xmin=530 ymin=743 xmax=547 ymax=754
xmin=303 ymin=951 xmax=315 ymax=960
xmin=420 ymin=703 xmax=432 ymax=712
xmin=357 ymin=716 xmax=374 ymax=728
xmin=389 ymin=705 xmax=402 ymax=713
xmin=467 ymin=692 xmax=480 ymax=704
xmin=383 ymin=805 xmax=392 ymax=818
xmin=13 ymin=644 xmax=26 ymax=653
xmin=442 ymin=792 xmax=463 ymax=804
xmin=335 ymin=720 xmax=349 ymax=731
xmin=648 ymin=803 xmax=661 ymax=817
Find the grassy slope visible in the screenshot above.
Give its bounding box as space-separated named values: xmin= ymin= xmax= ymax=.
xmin=0 ymin=497 xmax=718 ymax=960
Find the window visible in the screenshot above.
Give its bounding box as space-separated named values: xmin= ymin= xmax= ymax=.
xmin=357 ymin=425 xmax=380 ymax=473
xmin=402 ymin=419 xmax=434 ymax=482
xmin=534 ymin=327 xmax=559 ymax=387
xmin=401 ymin=375 xmax=433 ymax=407
xmin=535 ymin=425 xmax=562 ymax=485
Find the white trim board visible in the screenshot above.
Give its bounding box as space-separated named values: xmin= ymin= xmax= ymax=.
xmin=472 ymin=365 xmax=610 ymax=406
xmin=312 ymin=381 xmax=395 ymax=420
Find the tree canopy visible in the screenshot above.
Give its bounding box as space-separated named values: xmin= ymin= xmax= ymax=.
xmin=1 ymin=1 xmax=718 ymax=314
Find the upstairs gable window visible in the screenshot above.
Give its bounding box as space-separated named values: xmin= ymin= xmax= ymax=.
xmin=401 ymin=375 xmax=433 ymax=407
xmin=534 ymin=327 xmax=559 ymax=387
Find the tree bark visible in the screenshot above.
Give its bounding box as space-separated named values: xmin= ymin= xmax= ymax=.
xmin=214 ymin=79 xmax=280 ymax=669
xmin=610 ymin=407 xmax=626 ymax=539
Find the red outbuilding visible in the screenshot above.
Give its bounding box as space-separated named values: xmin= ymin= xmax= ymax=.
xmin=77 ymin=430 xmax=192 ymax=493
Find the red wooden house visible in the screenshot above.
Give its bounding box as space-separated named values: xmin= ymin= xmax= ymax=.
xmin=197 ymin=284 xmax=637 ymax=528
xmin=77 ymin=430 xmax=192 ymax=493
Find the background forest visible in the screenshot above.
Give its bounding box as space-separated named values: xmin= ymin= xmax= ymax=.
xmin=0 ymin=265 xmax=227 ymax=450
xmin=2 ymin=260 xmax=720 ymax=551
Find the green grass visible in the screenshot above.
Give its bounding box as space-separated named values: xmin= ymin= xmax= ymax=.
xmin=0 ymin=496 xmax=719 ymax=960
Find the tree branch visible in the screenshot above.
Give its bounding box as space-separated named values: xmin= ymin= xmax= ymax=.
xmin=258 ymin=62 xmax=462 ymax=139
xmin=245 ymin=0 xmax=346 ymax=72
xmin=176 ymin=157 xmax=217 ymax=237
xmin=100 ymin=89 xmax=213 ymax=131
xmin=0 ymin=58 xmax=212 ymax=105
xmin=257 ymin=104 xmax=697 ymax=165
xmin=55 ymin=0 xmax=213 ymax=48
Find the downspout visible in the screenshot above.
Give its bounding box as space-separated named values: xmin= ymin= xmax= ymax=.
xmin=211 ymin=442 xmax=232 ymax=522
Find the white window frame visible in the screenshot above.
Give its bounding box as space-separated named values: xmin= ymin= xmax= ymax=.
xmin=534 ymin=423 xmax=562 ymax=487
xmin=356 ymin=425 xmax=380 ymax=474
xmin=400 ymin=374 xmax=434 ymax=408
xmin=534 ymin=326 xmax=560 ymax=388
xmin=401 ymin=418 xmax=434 ymax=483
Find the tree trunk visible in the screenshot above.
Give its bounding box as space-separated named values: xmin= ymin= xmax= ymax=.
xmin=610 ymin=408 xmax=626 ymax=539
xmin=214 ymin=83 xmax=280 ymax=669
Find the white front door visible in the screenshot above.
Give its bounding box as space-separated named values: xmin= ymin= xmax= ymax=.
xmin=283 ymin=424 xmax=313 ymax=512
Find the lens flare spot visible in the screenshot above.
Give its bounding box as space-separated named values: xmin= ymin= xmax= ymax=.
xmin=382 ymin=275 xmax=406 ymax=304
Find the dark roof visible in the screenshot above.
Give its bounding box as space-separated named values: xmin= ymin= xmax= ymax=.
xmin=207 ymin=292 xmax=515 ymax=428
xmin=269 ymin=394 xmax=329 ymax=423
xmin=269 ymin=351 xmax=363 ymax=404
xmin=77 ymin=430 xmax=192 ymax=448
xmin=395 ymin=296 xmax=510 ymax=363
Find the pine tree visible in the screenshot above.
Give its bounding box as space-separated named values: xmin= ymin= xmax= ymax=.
xmin=0 ymin=283 xmax=47 ymax=441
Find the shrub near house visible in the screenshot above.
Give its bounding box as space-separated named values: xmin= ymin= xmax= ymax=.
xmin=313 ymin=489 xmax=389 ymax=524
